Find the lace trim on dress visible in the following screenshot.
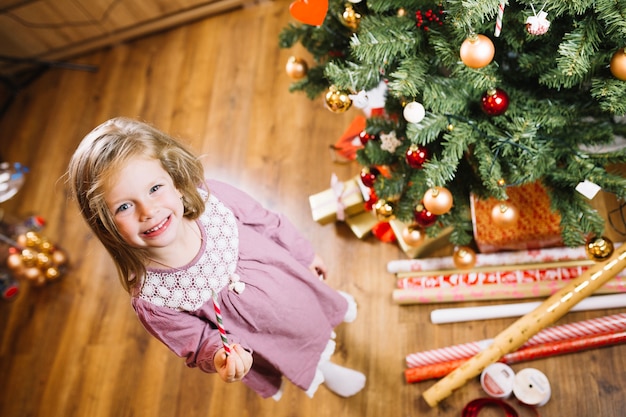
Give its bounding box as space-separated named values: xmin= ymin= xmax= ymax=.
xmin=138 ymin=192 xmax=240 ymax=311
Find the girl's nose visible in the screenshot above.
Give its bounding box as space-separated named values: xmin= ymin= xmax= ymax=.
xmin=138 ymin=202 xmax=156 ymax=221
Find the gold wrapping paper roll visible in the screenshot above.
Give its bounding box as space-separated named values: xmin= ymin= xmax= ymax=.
xmin=422 ymin=244 xmax=626 ymax=407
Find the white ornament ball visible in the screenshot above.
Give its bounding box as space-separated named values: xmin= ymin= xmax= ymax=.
xmin=403 ymin=102 xmax=426 ymax=124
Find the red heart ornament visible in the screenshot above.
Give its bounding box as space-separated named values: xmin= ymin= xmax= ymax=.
xmin=289 ymin=0 xmax=328 ymax=26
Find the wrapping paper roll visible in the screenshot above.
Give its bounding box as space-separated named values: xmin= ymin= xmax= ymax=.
xmin=394 ymin=276 xmax=626 ymax=305
xmin=430 ymin=293 xmax=626 ymax=324
xmin=387 ymin=246 xmax=590 ymax=274
xmin=421 ymin=244 xmax=626 ymax=407
xmin=406 ymin=313 xmax=626 ymax=367
xmin=405 ymin=330 xmax=626 ymax=383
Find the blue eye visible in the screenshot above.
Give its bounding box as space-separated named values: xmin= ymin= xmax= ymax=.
xmin=150 ymin=184 xmax=162 ymax=193
xmin=116 ymin=203 xmax=130 ymax=214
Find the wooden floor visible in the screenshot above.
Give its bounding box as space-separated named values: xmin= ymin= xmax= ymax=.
xmin=1 ymin=1 xmax=625 ymax=416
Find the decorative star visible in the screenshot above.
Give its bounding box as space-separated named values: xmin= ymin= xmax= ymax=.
xmin=380 ymin=131 xmax=402 ymax=153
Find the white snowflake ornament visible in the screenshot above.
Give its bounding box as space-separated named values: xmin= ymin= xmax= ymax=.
xmin=380 ymin=131 xmax=402 ymax=153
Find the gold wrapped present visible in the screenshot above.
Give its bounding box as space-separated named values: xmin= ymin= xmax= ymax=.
xmin=346 ymin=210 xmax=379 ymax=238
xmin=309 ymin=174 xmax=365 ymax=225
xmin=389 ymin=219 xmax=454 ymax=258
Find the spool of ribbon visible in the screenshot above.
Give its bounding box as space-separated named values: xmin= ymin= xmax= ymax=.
xmin=461 ymin=398 xmax=540 ymax=417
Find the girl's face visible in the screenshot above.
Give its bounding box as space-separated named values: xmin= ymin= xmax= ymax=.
xmin=104 ymin=156 xmax=185 ymax=252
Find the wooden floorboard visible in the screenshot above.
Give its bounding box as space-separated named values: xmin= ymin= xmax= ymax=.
xmin=1 ymin=1 xmax=625 ymax=416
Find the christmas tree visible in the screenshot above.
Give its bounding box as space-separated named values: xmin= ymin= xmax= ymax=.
xmin=279 ymin=0 xmax=626 ymax=251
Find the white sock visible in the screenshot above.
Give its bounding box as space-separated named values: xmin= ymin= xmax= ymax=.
xmin=319 ymin=361 xmax=366 ymax=397
xmin=305 ymin=368 xmax=325 ymax=398
xmin=272 ymin=379 xmax=285 ymax=401
xmin=338 ymin=291 xmax=357 ymax=323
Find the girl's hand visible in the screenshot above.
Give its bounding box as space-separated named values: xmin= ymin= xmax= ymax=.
xmin=308 ymin=253 xmax=327 ymax=280
xmin=214 ymin=344 xmax=253 ymax=383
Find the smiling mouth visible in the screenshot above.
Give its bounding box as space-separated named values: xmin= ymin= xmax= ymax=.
xmin=143 ymin=215 xmax=170 ymax=235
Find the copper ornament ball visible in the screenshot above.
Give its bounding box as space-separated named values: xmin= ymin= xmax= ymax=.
xmin=491 ymin=202 xmax=519 ymax=228
xmin=422 ymin=186 xmax=453 ymax=215
xmin=610 ymin=48 xmax=626 ymax=81
xmin=285 ymin=56 xmax=308 ymax=80
xmin=460 ymin=34 xmax=495 ymax=69
xmin=401 ymin=225 xmax=425 ymax=247
xmin=453 ymin=246 xmax=477 ymax=269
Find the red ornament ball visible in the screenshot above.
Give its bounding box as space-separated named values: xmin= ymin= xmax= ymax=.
xmin=360 ymin=167 xmax=380 ymax=188
xmin=422 ymin=186 xmax=453 ymax=215
xmin=460 ymin=34 xmax=495 ymax=69
xmin=406 ymin=145 xmax=429 ymax=169
xmin=491 ymin=202 xmax=519 ymax=228
xmin=610 ymin=48 xmax=626 ymax=81
xmin=364 ymin=189 xmax=379 ymax=211
xmin=359 ymin=130 xmax=376 ymax=145
xmin=414 ymin=206 xmax=438 ymax=228
xmin=481 ymin=88 xmax=509 ymax=116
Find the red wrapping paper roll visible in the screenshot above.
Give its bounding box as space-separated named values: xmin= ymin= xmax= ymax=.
xmin=406 ymin=330 xmax=626 ymax=383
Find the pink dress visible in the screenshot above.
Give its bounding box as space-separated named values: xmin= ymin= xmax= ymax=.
xmin=131 ymin=180 xmax=348 ymax=398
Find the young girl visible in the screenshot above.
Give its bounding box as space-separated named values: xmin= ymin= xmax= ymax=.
xmin=67 ymin=117 xmax=366 ymax=399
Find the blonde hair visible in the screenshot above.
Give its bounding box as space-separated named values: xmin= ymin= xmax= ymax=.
xmin=67 ymin=117 xmax=207 ymax=293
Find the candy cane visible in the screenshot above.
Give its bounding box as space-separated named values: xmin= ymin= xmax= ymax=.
xmin=212 ymin=290 xmax=231 ymax=355
xmin=494 ymin=1 xmax=505 ymax=37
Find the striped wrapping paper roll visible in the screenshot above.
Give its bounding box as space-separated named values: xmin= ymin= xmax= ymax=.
xmin=405 ymin=330 xmax=626 ymax=383
xmin=406 ymin=313 xmax=626 ymax=367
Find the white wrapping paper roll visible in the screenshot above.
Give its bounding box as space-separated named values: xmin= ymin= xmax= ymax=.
xmin=430 ymin=293 xmax=626 ymax=324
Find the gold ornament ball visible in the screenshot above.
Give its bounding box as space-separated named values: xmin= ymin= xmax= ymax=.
xmin=38 ymin=237 xmax=53 ymax=254
xmin=374 ymin=199 xmax=395 ymax=222
xmin=585 ymin=236 xmax=614 ymax=261
xmin=491 ymin=202 xmax=519 ymax=228
xmin=36 ymin=252 xmax=52 ymax=269
xmin=342 ymin=4 xmax=361 ymax=30
xmin=6 ymin=252 xmax=23 ymax=271
xmin=460 ymin=34 xmax=495 ymax=69
xmin=25 ymin=231 xmax=42 ymax=248
xmin=51 ymin=249 xmax=68 ymax=266
xmin=285 ymin=56 xmax=308 ymax=80
xmin=453 ymin=246 xmax=477 ymax=270
xmin=324 ymin=86 xmax=352 ymax=113
xmin=16 ymin=233 xmax=28 ymax=247
xmin=45 ymin=266 xmax=61 ymax=280
xmin=23 ymin=266 xmax=42 ymax=282
xmin=401 ymin=225 xmax=425 ymax=247
xmin=422 ymin=186 xmax=453 ymax=215
xmin=610 ymin=48 xmax=626 ymax=81
xmin=20 ymin=248 xmax=37 ymax=267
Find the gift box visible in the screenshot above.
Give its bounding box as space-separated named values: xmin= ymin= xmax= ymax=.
xmin=389 ymin=219 xmax=454 ymax=258
xmin=309 ymin=174 xmax=365 ymax=225
xmin=471 ymin=182 xmax=563 ymax=253
xmin=346 ymin=210 xmax=379 ymax=239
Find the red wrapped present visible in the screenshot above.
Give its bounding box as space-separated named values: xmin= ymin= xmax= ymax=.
xmin=471 ymin=182 xmax=563 ymax=253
